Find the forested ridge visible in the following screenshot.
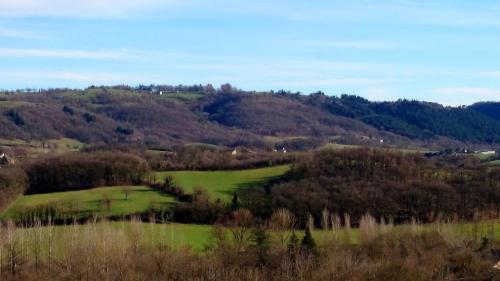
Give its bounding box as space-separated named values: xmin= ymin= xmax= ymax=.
xmin=0 ymin=85 xmax=499 ymax=149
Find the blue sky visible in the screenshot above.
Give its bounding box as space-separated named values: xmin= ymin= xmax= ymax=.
xmin=1 ymin=0 xmax=500 ymax=105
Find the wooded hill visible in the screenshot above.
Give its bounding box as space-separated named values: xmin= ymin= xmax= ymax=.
xmin=0 ymin=85 xmax=499 ymax=150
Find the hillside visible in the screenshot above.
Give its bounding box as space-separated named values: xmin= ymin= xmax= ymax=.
xmin=0 ymin=88 xmax=261 ymax=148
xmin=470 ymin=102 xmax=500 ymax=121
xmin=306 ymin=94 xmax=500 ymax=144
xmin=1 ymin=86 xmax=499 ymax=150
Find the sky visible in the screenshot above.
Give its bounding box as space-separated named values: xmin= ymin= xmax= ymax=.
xmin=1 ymin=0 xmax=500 ymax=105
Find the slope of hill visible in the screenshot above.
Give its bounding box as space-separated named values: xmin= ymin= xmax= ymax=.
xmin=306 ymin=93 xmax=500 ymax=144
xmin=469 ymin=102 xmax=500 ymax=121
xmin=0 ymin=88 xmax=262 ymax=148
xmin=199 ymin=92 xmax=380 ymax=137
xmin=1 ymin=86 xmax=499 ymax=149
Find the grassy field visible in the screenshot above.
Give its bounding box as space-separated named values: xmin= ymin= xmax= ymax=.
xmin=486 ymin=159 xmax=500 ymax=166
xmin=1 ymin=165 xmax=289 ymax=219
xmin=318 ymin=143 xmax=360 ymax=150
xmin=158 ymin=92 xmax=205 ymax=102
xmin=0 ymin=137 xmax=84 ymax=159
xmin=22 ymin=222 xmax=215 ymax=252
xmin=155 ymin=165 xmax=289 ymax=201
xmin=10 ymin=220 xmax=500 ymax=255
xmin=1 ymin=186 xmax=176 ymax=220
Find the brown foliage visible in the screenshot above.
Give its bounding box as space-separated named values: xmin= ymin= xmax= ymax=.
xmin=0 ymin=167 xmax=27 ymax=211
xmin=246 ymin=149 xmax=500 ymax=226
xmin=26 ymin=152 xmax=149 ymax=194
xmin=0 ymin=220 xmax=498 ymax=281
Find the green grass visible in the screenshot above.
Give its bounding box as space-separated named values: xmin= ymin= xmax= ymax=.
xmin=1 ymin=186 xmax=176 ymax=220
xmin=13 ymin=222 xmax=214 ymax=255
xmin=0 ymin=138 xmax=84 ymax=159
xmin=56 ymin=88 xmax=204 ymax=103
xmin=318 ymin=143 xmax=432 ymax=154
xmin=318 ymin=143 xmax=360 ymax=150
xmin=263 ymin=135 xmax=310 ymax=144
xmin=156 ymin=165 xmax=290 ymax=201
xmin=159 ymin=92 xmax=204 ymax=102
xmin=0 ymin=100 xmax=29 ymax=109
xmin=121 ymin=222 xmax=214 ymax=250
xmin=486 ymin=159 xmax=500 ymax=166
xmin=13 ymin=220 xmax=500 ymax=255
xmin=184 ymin=142 xmax=223 ymax=150
xmin=2 ymin=165 xmax=289 ymax=219
xmin=63 ymin=222 xmax=213 ymax=251
xmin=46 ymin=138 xmax=84 ymax=150
xmin=13 ymin=221 xmax=353 ymax=254
xmin=473 ymin=153 xmax=496 ymax=161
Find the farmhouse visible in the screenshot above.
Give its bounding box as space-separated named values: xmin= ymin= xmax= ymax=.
xmin=0 ymin=152 xmax=14 ymax=166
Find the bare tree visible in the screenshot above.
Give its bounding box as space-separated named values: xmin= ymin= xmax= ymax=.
xmin=228 ymin=209 xmax=254 ymax=252
xmin=121 ymin=186 xmax=134 ymax=200
xmin=269 ymin=209 xmax=295 ymax=247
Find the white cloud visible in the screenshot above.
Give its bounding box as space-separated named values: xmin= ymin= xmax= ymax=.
xmin=0 ymin=26 xmax=50 ymax=39
xmin=209 ymin=0 xmax=500 ymax=27
xmin=0 ymin=69 xmax=164 ymax=86
xmin=0 ymin=48 xmax=133 ymax=59
xmin=0 ymin=0 xmax=184 ymax=18
xmin=476 ymin=71 xmax=500 ymax=78
xmin=274 ymin=78 xmax=390 ymax=87
xmin=304 ymin=40 xmax=397 ymax=50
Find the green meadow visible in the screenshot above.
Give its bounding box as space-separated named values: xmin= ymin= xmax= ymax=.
xmin=155 ymin=165 xmax=289 ymax=201
xmin=486 ymin=159 xmax=500 ymax=166
xmin=1 ymin=186 xmax=176 ymax=220
xmin=12 ymin=220 xmax=500 ymax=254
xmin=1 ymin=165 xmax=290 ymax=219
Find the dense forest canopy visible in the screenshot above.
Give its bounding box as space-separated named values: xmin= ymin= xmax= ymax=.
xmin=240 ymin=149 xmax=500 ymax=226
xmin=470 ymin=102 xmax=500 ymax=121
xmin=26 ymin=152 xmax=149 ymax=194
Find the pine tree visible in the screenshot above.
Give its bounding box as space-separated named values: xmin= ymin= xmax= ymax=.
xmin=301 ymin=226 xmax=317 ymax=254
xmin=231 ymin=193 xmax=240 ymax=210
xmin=252 ymin=227 xmax=270 ymax=265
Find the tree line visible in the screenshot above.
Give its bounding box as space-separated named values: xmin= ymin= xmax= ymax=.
xmin=240 ymin=148 xmax=500 ymax=226
xmin=147 ymin=145 xmax=292 ymax=171
xmin=0 ymin=213 xmax=498 ymax=281
xmin=0 ymin=167 xmax=27 ymax=212
xmin=22 ymin=152 xmax=149 ymax=194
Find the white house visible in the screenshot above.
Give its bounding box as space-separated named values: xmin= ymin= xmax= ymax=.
xmin=0 ymin=152 xmax=13 ymax=165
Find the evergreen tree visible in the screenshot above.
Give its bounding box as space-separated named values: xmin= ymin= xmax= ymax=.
xmin=231 ymin=193 xmax=240 ymax=210
xmin=252 ymin=227 xmax=270 ymax=265
xmin=301 ymin=226 xmax=317 ymax=254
